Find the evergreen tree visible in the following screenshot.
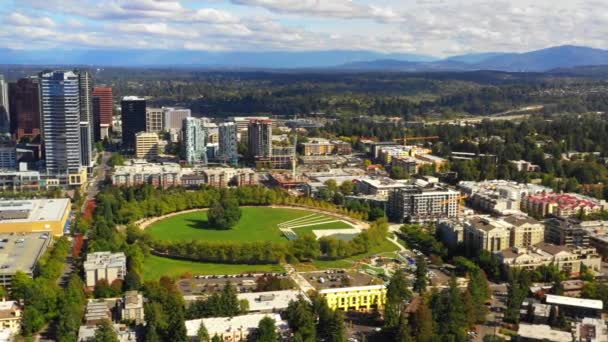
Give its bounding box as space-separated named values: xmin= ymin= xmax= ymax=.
xmin=385 ymin=270 xmax=412 ymax=328
xmin=286 ymin=296 xmax=316 ymax=342
xmin=411 ymin=300 xmax=434 ymax=342
xmin=326 ymin=310 xmax=347 ymax=342
xmin=94 ymin=320 xmax=119 ymax=342
xmin=211 ymin=335 xmax=222 ymax=342
xmin=197 ymin=322 xmax=210 ymax=342
xmin=413 ymin=256 xmax=428 ymax=293
xmin=257 ymin=316 xmax=278 ymax=342
xmin=397 ymin=314 xmax=413 ymax=342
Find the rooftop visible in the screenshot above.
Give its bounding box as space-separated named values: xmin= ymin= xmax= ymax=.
xmin=0 ymin=198 xmax=70 ymax=223
xmin=84 ymin=252 xmax=126 ymax=271
xmin=0 ymin=232 xmax=51 ymax=276
xmin=319 ymin=284 xmax=386 ymax=294
xmin=186 ymin=313 xmax=287 ymax=338
xmin=122 ymin=96 xmax=145 ymax=101
xmin=517 ymin=323 xmax=573 ymax=342
xmin=237 ymin=290 xmax=303 ymax=312
xmin=545 ymin=294 xmax=603 ymax=310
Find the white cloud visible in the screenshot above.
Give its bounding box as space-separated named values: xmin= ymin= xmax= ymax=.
xmin=5 ymin=0 xmax=608 ymax=56
xmin=230 ymin=0 xmax=401 ymax=22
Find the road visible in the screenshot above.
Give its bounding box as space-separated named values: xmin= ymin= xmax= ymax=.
xmin=84 ymin=151 xmax=112 ymax=206
xmin=474 ymin=282 xmax=508 ymax=341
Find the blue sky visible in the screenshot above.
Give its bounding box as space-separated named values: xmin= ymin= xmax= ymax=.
xmin=1 ymin=0 xmax=605 ymax=57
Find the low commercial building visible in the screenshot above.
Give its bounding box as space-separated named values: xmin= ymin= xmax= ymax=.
xmin=0 ymin=232 xmax=52 ymax=287
xmin=0 ymin=300 xmax=21 ymax=335
xmin=0 ymin=198 xmax=70 ymax=236
xmin=545 ymin=294 xmax=603 ymax=318
xmin=523 ymin=192 xmax=606 ymax=218
xmin=120 ymin=291 xmax=145 ymax=324
xmin=78 ymin=324 xmax=137 ymax=342
xmin=517 ymin=323 xmax=573 ymax=342
xmin=496 ymin=243 xmax=601 ymax=276
xmin=84 ymin=252 xmax=127 ymax=287
xmin=237 ymin=290 xmax=303 ymax=313
xmin=0 ymin=170 xmax=42 ymax=192
xmin=84 ymin=301 xmax=112 ymax=325
xmin=319 ymin=285 xmax=386 ymax=312
xmin=185 ymin=313 xmax=288 ymax=342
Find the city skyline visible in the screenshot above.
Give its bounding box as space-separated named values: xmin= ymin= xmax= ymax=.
xmin=1 ymin=0 xmax=606 ymax=57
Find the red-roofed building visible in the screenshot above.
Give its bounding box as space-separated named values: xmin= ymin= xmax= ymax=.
xmin=522 ymin=192 xmax=606 ymax=218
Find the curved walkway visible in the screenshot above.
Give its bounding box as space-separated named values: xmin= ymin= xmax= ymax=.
xmin=136 ymin=205 xmax=370 ymax=230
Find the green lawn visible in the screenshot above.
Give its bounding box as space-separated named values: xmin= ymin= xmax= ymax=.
xmin=147 ymin=207 xmax=353 ymax=242
xmin=308 ymin=239 xmax=400 ymax=270
xmin=143 ymin=255 xmax=284 ymax=280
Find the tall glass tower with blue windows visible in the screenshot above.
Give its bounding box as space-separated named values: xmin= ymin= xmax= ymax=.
xmin=39 ymin=70 xmax=83 ymax=178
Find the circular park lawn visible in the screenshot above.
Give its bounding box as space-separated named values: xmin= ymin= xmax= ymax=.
xmin=146 ymin=206 xmax=355 ymax=243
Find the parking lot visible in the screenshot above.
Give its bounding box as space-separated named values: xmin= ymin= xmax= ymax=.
xmin=177 ymin=272 xmax=289 ymax=295
xmin=303 ymin=270 xmax=382 ymax=290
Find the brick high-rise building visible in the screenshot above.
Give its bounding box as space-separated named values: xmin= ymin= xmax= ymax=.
xmin=92 ymin=87 xmax=113 ymax=140
xmin=8 ymin=78 xmax=41 ymax=140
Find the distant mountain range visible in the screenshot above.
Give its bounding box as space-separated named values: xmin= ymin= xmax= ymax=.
xmin=338 ymin=45 xmax=608 ymax=72
xmin=1 ymin=45 xmax=608 ymax=72
xmin=0 ymin=49 xmax=433 ymax=69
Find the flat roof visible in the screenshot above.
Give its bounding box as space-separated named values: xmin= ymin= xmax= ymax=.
xmin=319 ymin=284 xmax=386 ymax=294
xmin=237 ymin=290 xmax=303 ymax=312
xmin=517 ymin=324 xmax=573 ymax=342
xmin=0 ymin=198 xmax=70 ymax=224
xmin=0 ymin=232 xmax=51 ymax=276
xmin=545 ymin=294 xmax=603 ymax=310
xmin=186 ymin=313 xmax=287 ymax=338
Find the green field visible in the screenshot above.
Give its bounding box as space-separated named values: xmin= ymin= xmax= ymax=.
xmin=147 ymin=207 xmax=353 ymax=242
xmin=143 ymin=255 xmax=285 ymax=280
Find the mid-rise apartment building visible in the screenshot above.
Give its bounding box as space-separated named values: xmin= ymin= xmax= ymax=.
xmin=83 ymin=252 xmax=127 ymax=287
xmin=135 ymin=132 xmax=160 ymax=159
xmin=544 ymin=217 xmax=590 ymax=247
xmin=388 ymin=182 xmax=459 ymax=223
xmin=145 ymin=108 xmax=163 ymax=133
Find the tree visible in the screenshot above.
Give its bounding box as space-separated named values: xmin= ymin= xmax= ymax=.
xmin=413 ymin=256 xmax=428 ymax=293
xmin=257 ymin=316 xmax=278 ymax=342
xmin=397 ymin=314 xmax=413 ymax=342
xmin=94 ymin=320 xmax=119 ymax=342
xmin=207 ymin=193 xmax=242 ymax=230
xmin=385 ymin=270 xmax=411 ymax=328
xmin=124 ymin=271 xmax=142 ymax=291
xmin=291 ymin=234 xmax=321 ymax=261
xmin=286 ymin=296 xmax=316 ymax=342
xmin=211 ymin=335 xmax=222 ymax=342
xmin=325 ymin=310 xmax=347 ymax=342
xmin=197 ymin=322 xmax=210 ymax=342
xmin=410 ymin=299 xmax=434 ymax=342
xmin=339 ymin=181 xmax=355 ymax=195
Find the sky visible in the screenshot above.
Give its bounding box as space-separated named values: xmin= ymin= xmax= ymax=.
xmin=0 ymin=0 xmax=606 ymax=57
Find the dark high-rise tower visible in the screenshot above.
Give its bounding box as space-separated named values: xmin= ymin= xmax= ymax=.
xmin=8 ymin=78 xmax=41 ymax=140
xmin=247 ymin=119 xmax=273 ymax=158
xmin=121 ymin=96 xmax=146 ymax=150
